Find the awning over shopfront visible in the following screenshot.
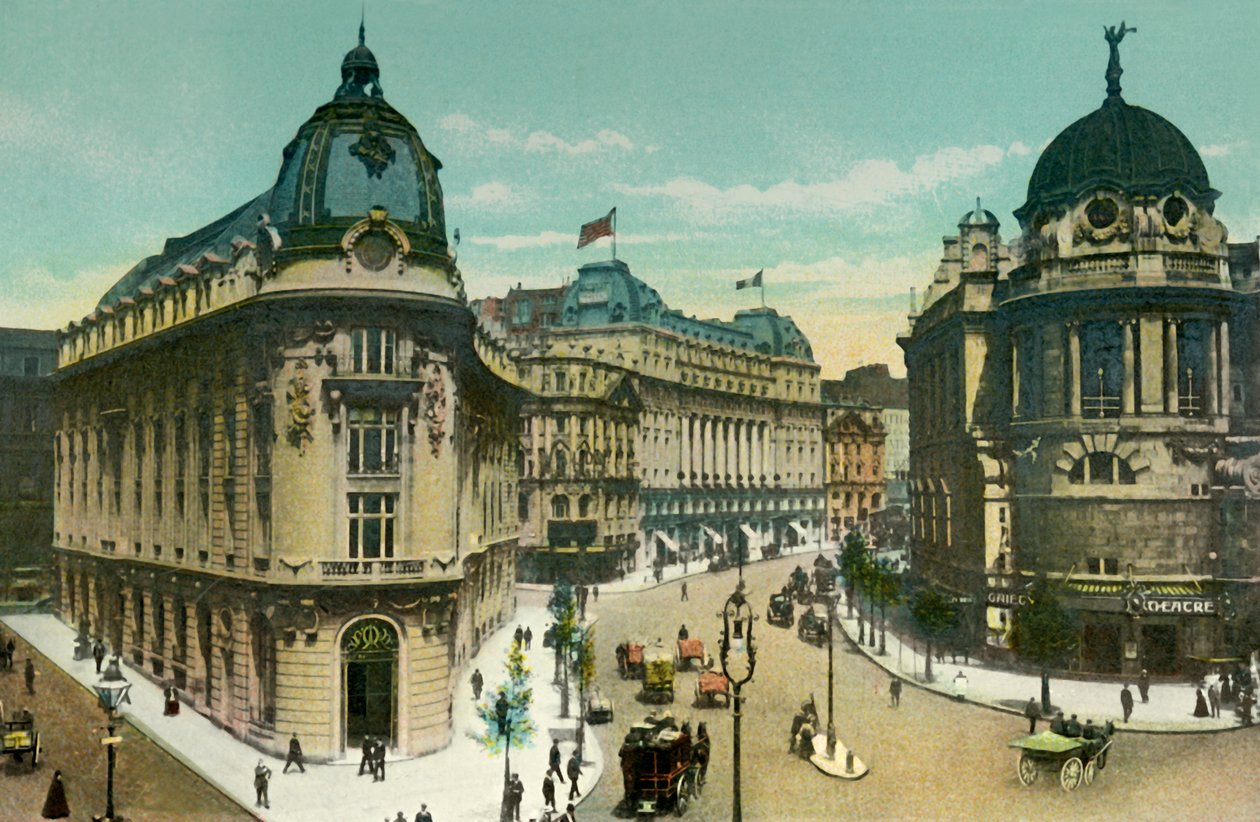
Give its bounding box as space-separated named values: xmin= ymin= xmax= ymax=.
xmin=701 ymin=525 xmax=725 ymax=545
xmin=789 ymin=521 xmax=809 ymax=539
xmin=739 ymin=523 xmax=761 ymax=547
xmin=1063 ymin=580 xmax=1221 ymax=616
xmin=653 ymin=530 xmax=679 ymax=552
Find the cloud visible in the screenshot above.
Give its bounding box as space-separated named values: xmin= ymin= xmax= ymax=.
xmin=1199 ymin=142 xmax=1242 ymax=158
xmin=438 ymin=112 xmax=648 ymax=156
xmin=0 ymin=262 xmax=134 ymax=330
xmin=524 ymin=128 xmax=636 ymax=155
xmin=446 ymin=181 xmax=522 ymax=210
xmin=1007 ymin=141 xmax=1033 ymax=156
xmin=467 ymin=229 xmax=702 ymax=251
xmin=613 ymin=143 xmax=1011 ymax=216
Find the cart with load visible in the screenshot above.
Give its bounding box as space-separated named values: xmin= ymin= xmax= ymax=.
xmin=812 ymin=555 xmax=837 ymax=601
xmin=643 ymin=647 xmax=676 ymax=703
xmin=790 ymin=566 xmax=811 ymax=602
xmin=2 ymin=715 xmax=42 ymax=770
xmin=619 ymin=714 xmax=704 ymax=816
xmin=617 ymin=641 xmax=647 ymax=680
xmin=675 ymin=638 xmax=706 ymax=671
xmin=767 ymin=592 xmax=795 ymax=627
xmin=797 ymin=603 xmax=830 ymax=646
xmin=1008 ymin=725 xmax=1114 ymax=792
xmin=585 ymin=685 xmax=615 ymax=724
xmin=693 ymin=671 xmax=730 ymax=708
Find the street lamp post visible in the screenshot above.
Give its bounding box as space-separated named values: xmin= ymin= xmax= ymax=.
xmin=92 ymin=657 xmax=132 ymax=822
xmin=495 ymin=692 xmax=512 ymax=822
xmin=719 ymin=578 xmax=757 ymax=822
xmin=826 ymin=596 xmax=837 ymax=759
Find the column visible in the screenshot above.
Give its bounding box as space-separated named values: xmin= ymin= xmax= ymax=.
xmin=1067 ymin=321 xmax=1081 ymax=418
xmin=1121 ymin=319 xmax=1136 ymax=416
xmin=1165 ymin=318 xmax=1179 ymax=414
xmin=680 ymin=415 xmax=690 ymax=485
xmin=726 ymin=419 xmax=737 ymax=485
xmin=702 ymin=417 xmax=713 ymax=482
xmin=741 ymin=421 xmax=752 ymax=484
xmin=1010 ymin=332 xmax=1021 ymax=419
xmin=1220 ymin=319 xmax=1231 ymax=418
xmin=692 ymin=418 xmax=703 ymax=483
xmin=752 ymin=422 xmax=763 ymax=484
xmin=1206 ymin=322 xmax=1219 ymax=416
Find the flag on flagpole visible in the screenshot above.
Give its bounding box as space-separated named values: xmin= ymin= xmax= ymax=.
xmin=577 ymin=208 xmax=616 ymax=249
xmin=735 ymin=269 xmax=764 ymax=290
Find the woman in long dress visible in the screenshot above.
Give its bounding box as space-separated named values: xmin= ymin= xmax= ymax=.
xmin=164 ymin=683 xmax=181 ymax=716
xmin=1194 ymin=687 xmax=1210 ymax=718
xmin=41 ymin=770 xmax=70 ymax=819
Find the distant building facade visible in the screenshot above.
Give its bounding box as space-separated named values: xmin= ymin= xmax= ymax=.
xmin=900 ymin=39 xmax=1260 ymax=675
xmin=487 ymin=259 xmax=826 ymax=582
xmin=0 ymin=328 xmax=57 ymax=601
xmin=823 ymin=364 xmax=908 ymax=505
xmin=821 ymin=400 xmax=885 ymax=541
xmin=50 ymin=33 xmax=520 ymax=760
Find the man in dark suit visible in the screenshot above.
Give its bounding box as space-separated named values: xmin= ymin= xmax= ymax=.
xmin=92 ymin=639 xmax=107 ymax=674
xmin=358 ymin=736 xmax=374 ymax=776
xmin=283 ymin=732 xmax=305 ymax=773
xmin=1120 ymin=684 xmax=1135 ymax=722
xmin=549 ymin=739 xmax=565 ymax=783
xmin=373 ymin=738 xmax=387 ymax=782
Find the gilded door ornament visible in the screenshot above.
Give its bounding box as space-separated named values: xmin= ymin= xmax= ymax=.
xmin=422 ymin=362 xmax=447 ymax=458
xmin=285 ymin=359 xmax=315 ymax=453
xmin=349 ymin=114 xmax=395 ymax=179
xmin=342 ymin=618 xmax=398 ymax=660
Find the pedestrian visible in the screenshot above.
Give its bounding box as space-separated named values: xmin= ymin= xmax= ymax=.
xmin=1023 ymin=697 xmax=1039 ymax=733
xmin=390 ymin=812 xmax=407 ymax=822
xmin=1049 ymin=710 xmax=1066 ymax=734
xmin=414 ymin=803 xmax=433 ymax=822
xmin=92 ymin=639 xmax=106 ymax=674
xmin=1064 ymin=713 xmax=1082 ymax=737
xmin=509 ymin=773 xmax=524 ymax=821
xmin=5 ymin=636 xmax=14 ymax=669
xmin=593 ymin=586 xmax=599 ymax=603
xmin=41 ymin=769 xmax=71 ymax=819
xmin=677 ymin=624 xmax=689 ymax=641
xmin=797 ymin=720 xmax=816 ymax=759
xmin=681 ymin=581 xmax=688 ymax=601
xmin=253 ymin=759 xmax=272 ymax=809
xmin=514 ymin=625 xmax=524 ymax=648
xmin=566 ymin=751 xmax=583 ymax=800
xmin=1220 ymin=673 xmax=1234 ymax=705
xmin=25 ymin=657 xmax=36 ymax=695
xmin=283 ymin=732 xmax=305 ymax=773
xmin=164 ymin=682 xmax=180 ymax=716
xmin=523 ymin=627 xmax=533 ymax=650
xmin=373 ymin=737 xmax=387 ymax=781
xmin=549 ymin=739 xmax=565 ymax=782
xmin=579 ymin=585 xmax=588 ymax=620
xmin=1194 ymin=687 xmax=1210 ymax=718
xmin=1209 ymin=681 xmax=1221 ymax=718
xmin=952 ymin=670 xmax=968 ymax=701
xmin=889 ymin=677 xmax=902 ymax=708
xmin=471 ymin=668 xmax=484 ymax=701
xmin=563 ymin=802 xmax=577 ymax=822
xmin=542 ymin=770 xmax=556 ymax=810
xmin=1120 ymin=684 xmax=1134 ymax=722
xmin=359 ymin=736 xmax=374 ymax=775
xmin=1138 ymin=668 xmax=1150 ymax=703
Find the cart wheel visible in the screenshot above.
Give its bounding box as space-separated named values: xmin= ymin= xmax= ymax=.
xmin=788 ymin=613 xmax=794 ymax=627
xmin=1059 ymin=757 xmax=1083 ymax=792
xmin=1096 ymin=750 xmax=1107 ymax=771
xmin=668 ymin=688 xmax=674 ymax=703
xmin=692 ymin=767 xmax=704 ymax=796
xmin=675 ymin=772 xmax=691 ymax=815
xmin=1017 ymin=754 xmax=1038 ymax=786
xmin=1083 ymin=759 xmax=1096 ymax=786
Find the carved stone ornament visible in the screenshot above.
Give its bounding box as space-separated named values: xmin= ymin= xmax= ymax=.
xmin=422 ymin=362 xmax=447 ymax=458
xmin=1074 ymin=196 xmax=1131 ymax=244
xmin=1167 ymin=436 xmax=1221 ymax=465
xmin=285 ymin=359 xmax=315 ymax=453
xmin=349 ymin=112 xmax=395 ymax=179
xmin=340 ymin=208 xmax=410 ymax=276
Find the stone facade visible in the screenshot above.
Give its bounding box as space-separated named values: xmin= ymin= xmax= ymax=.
xmin=50 ymin=33 xmax=520 ymax=760
xmin=900 ymin=42 xmax=1260 ymax=675
xmin=822 ymin=402 xmax=886 ymax=541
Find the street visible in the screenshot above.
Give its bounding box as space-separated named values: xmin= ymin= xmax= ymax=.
xmin=0 ymin=631 xmax=249 ymax=822
xmin=571 ymin=554 xmax=1260 ymax=821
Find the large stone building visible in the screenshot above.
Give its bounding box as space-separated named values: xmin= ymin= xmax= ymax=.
xmin=900 ymin=32 xmax=1260 ymax=675
xmin=50 ymin=29 xmax=521 ymax=760
xmin=0 ymin=327 xmax=58 ymax=602
xmin=484 ymin=259 xmax=827 ymax=582
xmin=823 ymin=364 xmax=908 ymax=504
xmin=821 ymin=399 xmax=885 ymax=541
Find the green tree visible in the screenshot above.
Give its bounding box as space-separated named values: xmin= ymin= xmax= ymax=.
xmin=1009 ymin=578 xmax=1080 ymax=714
xmin=839 ymin=530 xmax=871 ymax=622
xmin=910 ymin=586 xmax=957 ymax=682
xmin=573 ymin=625 xmax=596 ymax=760
xmin=548 ymin=580 xmax=578 ymax=717
xmin=870 ymin=563 xmax=903 ymax=656
xmin=473 ymin=640 xmax=537 ymax=820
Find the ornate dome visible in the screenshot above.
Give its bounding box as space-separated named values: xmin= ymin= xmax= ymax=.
xmin=960 ymin=197 xmax=999 ymax=227
xmin=267 ymin=23 xmax=447 ymax=258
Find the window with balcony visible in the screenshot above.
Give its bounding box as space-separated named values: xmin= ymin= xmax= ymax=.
xmin=1177 ymin=320 xmax=1210 ymax=417
xmin=348 ymin=493 xmax=396 ymax=559
xmin=348 ymin=408 xmax=399 ymax=473
xmin=1080 ymin=321 xmax=1123 ymax=418
xmin=351 ymin=328 xmax=397 ymax=375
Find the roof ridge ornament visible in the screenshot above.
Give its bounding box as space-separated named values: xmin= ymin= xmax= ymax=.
xmin=1104 ymin=20 xmax=1136 ymax=102
xmin=336 ymin=12 xmax=383 ymax=100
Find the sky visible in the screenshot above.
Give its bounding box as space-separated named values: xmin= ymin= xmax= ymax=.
xmin=2 ymin=0 xmax=1258 ymax=377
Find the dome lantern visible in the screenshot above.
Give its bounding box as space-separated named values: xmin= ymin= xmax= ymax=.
xmin=336 ymin=15 xmax=383 ymax=100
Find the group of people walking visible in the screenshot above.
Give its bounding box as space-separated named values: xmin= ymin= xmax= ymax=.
xmin=1194 ymin=665 xmax=1256 ymax=723
xmin=359 ymin=735 xmax=391 ymax=781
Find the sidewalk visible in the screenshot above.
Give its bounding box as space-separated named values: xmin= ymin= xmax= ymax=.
xmin=518 ymin=540 xmax=831 ymax=596
xmin=1 ymin=609 xmax=602 ymax=822
xmin=832 ymin=600 xmax=1250 ymax=734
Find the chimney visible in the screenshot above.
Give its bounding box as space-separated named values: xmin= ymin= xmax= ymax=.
xmin=909 ymin=287 xmax=918 ymax=314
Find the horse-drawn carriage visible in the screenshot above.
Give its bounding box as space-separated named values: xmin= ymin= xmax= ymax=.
xmin=693 ymin=671 xmax=731 ymax=708
xmin=1009 ymin=726 xmax=1114 ymax=792
xmin=789 ymin=566 xmax=811 ymax=602
xmin=797 ymin=603 xmax=830 ymax=646
xmin=811 ymin=555 xmax=837 ymax=601
xmin=617 ymin=641 xmax=647 ymax=680
xmin=675 ymin=638 xmax=706 ymax=672
xmin=767 ymin=592 xmax=795 ymax=627
xmin=2 ymin=714 xmax=42 ymax=771
xmin=619 ymin=715 xmax=707 ymax=816
xmin=643 ymin=647 xmax=676 ymax=703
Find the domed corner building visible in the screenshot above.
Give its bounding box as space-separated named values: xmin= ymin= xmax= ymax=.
xmin=50 ymin=26 xmax=524 ymax=760
xmin=900 ymin=28 xmax=1260 ymax=677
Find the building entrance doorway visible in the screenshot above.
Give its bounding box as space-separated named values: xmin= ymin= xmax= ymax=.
xmin=1143 ymin=624 xmax=1179 ymax=675
xmin=1081 ymin=622 xmax=1121 ymax=673
xmin=342 ymin=618 xmax=398 ymax=750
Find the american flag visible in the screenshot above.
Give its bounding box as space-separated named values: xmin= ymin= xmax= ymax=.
xmin=577 ymin=208 xmax=616 ymax=249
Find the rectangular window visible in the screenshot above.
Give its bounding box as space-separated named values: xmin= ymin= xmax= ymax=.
xmin=1103 ymin=557 xmax=1119 ymax=575
xmin=133 ymin=422 xmax=145 ymax=514
xmin=1087 ymin=557 xmax=1101 ymax=575
xmin=351 ymin=328 xmax=396 ymax=374
xmin=153 ymin=418 xmax=165 ymax=513
xmin=348 ymin=493 xmax=396 ymax=559
xmin=348 ymin=408 xmax=399 ymax=473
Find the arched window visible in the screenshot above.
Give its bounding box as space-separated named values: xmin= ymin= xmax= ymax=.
xmin=1067 ymin=452 xmax=1137 ymax=485
xmin=969 ymin=242 xmax=989 ymax=270
xmin=578 ymin=494 xmax=593 ymax=518
xmin=553 ymin=448 xmax=568 ymax=478
xmin=551 ymin=495 xmax=570 ymax=519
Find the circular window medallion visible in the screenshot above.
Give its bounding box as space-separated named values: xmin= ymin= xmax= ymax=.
xmin=1086 ymin=198 xmax=1118 ymax=229
xmin=354 ymin=233 xmax=395 ymax=271
xmin=1163 ymin=196 xmax=1188 ymax=227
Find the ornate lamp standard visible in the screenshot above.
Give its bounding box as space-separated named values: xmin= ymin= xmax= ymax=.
xmin=92 ymin=658 xmax=132 ymax=822
xmin=718 ymin=578 xmax=756 ymax=822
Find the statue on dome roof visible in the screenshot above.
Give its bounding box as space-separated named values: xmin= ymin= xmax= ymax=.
xmin=1103 ymin=21 xmax=1137 ymax=100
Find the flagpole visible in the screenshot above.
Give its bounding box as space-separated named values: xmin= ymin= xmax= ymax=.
xmin=760 ymin=278 xmax=766 ymax=309
xmin=612 ymin=208 xmax=617 ymax=261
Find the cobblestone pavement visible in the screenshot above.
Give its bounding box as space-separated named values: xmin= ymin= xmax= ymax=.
xmin=573 ymin=555 xmax=1260 ymax=821
xmin=0 ymin=630 xmax=250 ymax=822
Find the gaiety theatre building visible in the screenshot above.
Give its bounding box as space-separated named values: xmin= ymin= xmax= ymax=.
xmin=901 ymin=29 xmax=1260 ymax=677
xmin=50 ymin=29 xmax=522 ymax=760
